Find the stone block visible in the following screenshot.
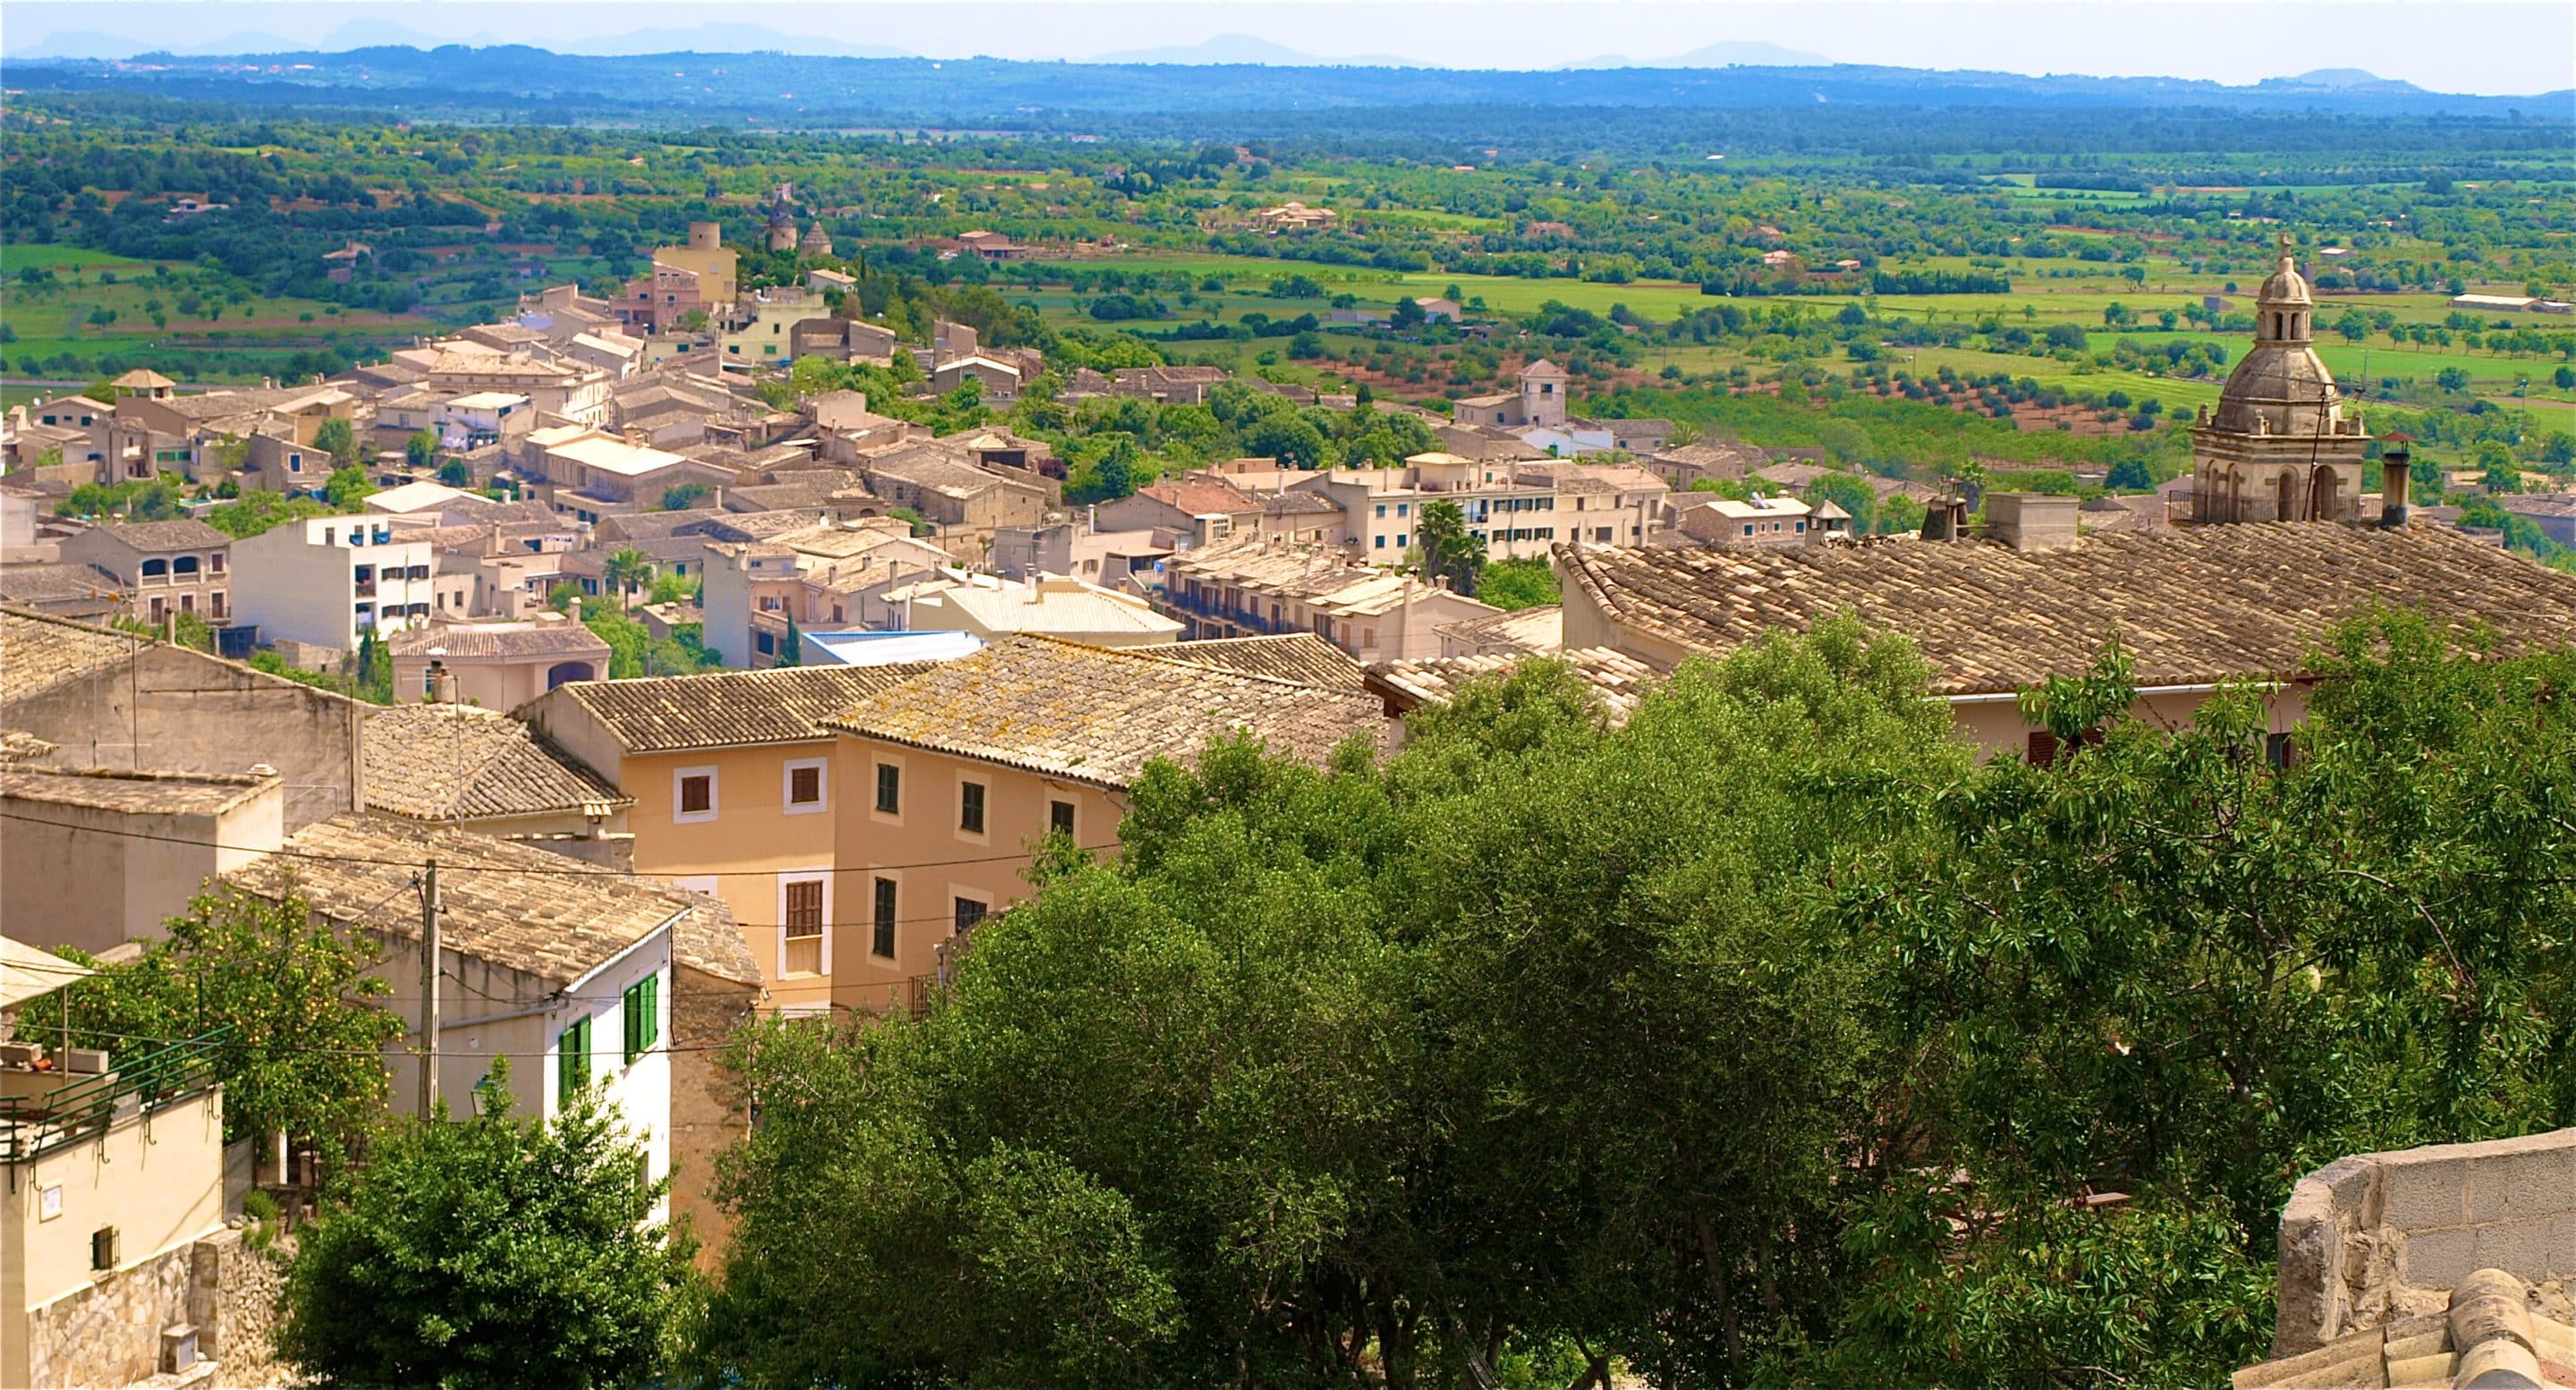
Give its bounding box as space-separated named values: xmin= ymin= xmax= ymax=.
xmin=2470 ymin=1216 xmax=2576 ymax=1281
xmin=2465 ymin=1147 xmax=2576 ymax=1226
xmin=2383 ymin=1154 xmax=2472 ymax=1232
xmin=2402 ymin=1225 xmax=2481 ymax=1288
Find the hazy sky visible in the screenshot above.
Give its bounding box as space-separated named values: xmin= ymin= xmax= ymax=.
xmin=6 ymin=0 xmax=2573 ymax=96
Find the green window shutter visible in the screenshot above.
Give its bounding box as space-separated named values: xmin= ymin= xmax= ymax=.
xmin=558 ymin=1017 xmax=589 ymax=1102
xmin=622 ymin=982 xmax=641 ymax=1065
xmin=645 ymin=975 xmax=659 ymax=1052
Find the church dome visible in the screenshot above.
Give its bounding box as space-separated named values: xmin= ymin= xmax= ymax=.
xmin=2211 ymin=343 xmax=2341 ymax=435
xmin=2256 ymin=235 xmax=2312 ymax=307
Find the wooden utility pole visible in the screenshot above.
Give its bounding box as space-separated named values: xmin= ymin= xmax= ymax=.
xmin=419 ymin=860 xmax=440 ymax=1118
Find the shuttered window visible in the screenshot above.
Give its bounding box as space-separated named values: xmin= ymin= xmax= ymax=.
xmin=622 ymin=976 xmax=659 ymax=1064
xmin=557 ymin=1017 xmax=590 ymax=1102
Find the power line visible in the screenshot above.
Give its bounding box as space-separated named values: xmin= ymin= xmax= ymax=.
xmin=0 ymin=809 xmax=1117 ymax=877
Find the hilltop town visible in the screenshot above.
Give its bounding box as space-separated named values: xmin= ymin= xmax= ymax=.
xmin=3 ymin=54 xmax=2574 ymax=1390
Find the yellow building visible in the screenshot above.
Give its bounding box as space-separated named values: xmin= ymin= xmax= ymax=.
xmin=819 ymin=635 xmax=1383 ymax=1015
xmin=518 ymin=665 xmax=934 ymax=1014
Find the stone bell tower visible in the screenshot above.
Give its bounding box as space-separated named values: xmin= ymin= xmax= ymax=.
xmin=2190 ymin=233 xmax=2371 ymax=523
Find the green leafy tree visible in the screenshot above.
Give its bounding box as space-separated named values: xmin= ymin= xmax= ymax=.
xmin=275 ymin=1068 xmax=696 ymax=1390
xmin=1478 ymin=556 xmax=1561 ymax=610
xmin=436 ymin=458 xmax=473 ymax=488
xmin=405 ymin=429 xmax=439 ymax=472
xmin=325 ymin=464 xmax=376 ymax=511
xmin=1412 ymin=498 xmax=1486 ymax=596
xmin=313 ymin=416 xmax=358 ymax=467
xmin=52 ymin=888 xmax=407 ymax=1162
xmin=775 ymin=615 xmax=803 ymax=667
xmin=206 ymin=491 xmax=335 ymax=538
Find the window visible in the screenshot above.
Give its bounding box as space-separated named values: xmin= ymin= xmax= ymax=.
xmin=674 ymin=767 xmax=717 ymax=823
xmin=756 ymin=631 xmax=775 ymax=656
xmin=784 ymin=759 xmax=826 ymax=814
xmin=875 ymin=762 xmax=902 ymax=815
xmin=2265 ymin=732 xmax=2295 ymax=768
xmin=1374 ymin=535 xmax=1386 ymax=549
xmin=1049 ymin=800 xmax=1076 ymax=838
xmin=2027 ymin=730 xmax=2060 ymax=767
xmin=960 ymin=780 xmax=987 ymax=835
xmin=872 ymin=877 xmax=898 ymax=958
xmin=783 ymin=880 xmax=824 ymax=978
xmin=173 ymin=555 xmax=200 ymax=576
xmin=557 ymin=1016 xmax=590 ymax=1101
xmin=207 ymin=552 xmax=225 ymax=574
xmin=622 ymin=974 xmax=660 ymax=1064
xmin=954 ymin=896 xmax=989 ymax=934
xmin=1395 ymin=533 xmax=1408 ymax=548
xmin=140 ymin=558 xmax=168 ymax=581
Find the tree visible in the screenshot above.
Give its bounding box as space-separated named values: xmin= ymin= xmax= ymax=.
xmin=313 ymin=416 xmax=357 ymax=467
xmin=694 ymin=613 xmax=2575 ymax=1388
xmin=405 ymin=429 xmax=439 ymax=472
xmin=2478 ymin=441 xmax=2521 ymax=493
xmin=52 ymin=887 xmax=407 ymax=1163
xmin=275 ymin=1069 xmax=696 ymax=1390
xmin=662 ymin=482 xmax=714 ymax=512
xmin=1412 ymin=498 xmax=1486 ymax=597
xmin=776 ymin=615 xmax=802 ymax=667
xmin=602 ymin=548 xmax=655 ymax=610
xmin=436 ymin=458 xmax=473 ymax=488
xmin=2106 ymin=457 xmax=2157 ymax=490
xmin=325 ymin=464 xmax=375 ymax=511
xmin=1478 ymin=556 xmax=1561 ymax=610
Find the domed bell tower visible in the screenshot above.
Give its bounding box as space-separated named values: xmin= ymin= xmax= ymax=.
xmin=2190 ymin=233 xmax=2371 ymax=523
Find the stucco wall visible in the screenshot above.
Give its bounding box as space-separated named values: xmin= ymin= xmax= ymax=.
xmin=3 ymin=1089 xmax=226 ymax=1388
xmin=2273 ymin=1127 xmax=2576 ymax=1355
xmin=618 ymin=743 xmax=843 ymax=1015
xmin=3 ymin=640 xmax=366 ymax=830
xmin=0 ymin=782 xmax=282 ymax=952
xmin=827 ymin=734 xmax=1125 ymax=1014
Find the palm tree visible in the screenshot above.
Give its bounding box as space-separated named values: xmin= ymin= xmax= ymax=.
xmin=602 ymin=549 xmax=654 ymax=612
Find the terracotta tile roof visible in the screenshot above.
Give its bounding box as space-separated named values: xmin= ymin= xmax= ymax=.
xmin=0 ymin=606 xmax=149 ymax=700
xmin=824 ymin=635 xmax=1386 ymax=789
xmin=386 ymin=623 xmax=614 ymax=662
xmin=225 ymin=816 xmax=697 ymax=986
xmin=1150 ymin=633 xmax=1368 ymax=691
xmin=668 ymin=891 xmax=762 ymax=987
xmin=3 ymin=764 xmax=276 ymax=816
xmin=1559 ymin=523 xmax=2576 ymax=697
xmin=1436 ymin=605 xmax=1563 ymax=655
xmin=1137 ymin=478 xmax=1259 ymax=516
xmin=862 ymin=445 xmax=1008 ymax=498
xmin=85 ymin=519 xmax=231 ymax=552
xmin=364 ymin=704 xmax=631 ymax=822
xmin=547 ymin=664 xmax=938 ymax=753
xmin=0 ymin=564 xmax=127 ymax=609
xmin=1369 ymin=646 xmax=1663 ymax=725
xmin=0 ymin=730 xmax=59 ymax=762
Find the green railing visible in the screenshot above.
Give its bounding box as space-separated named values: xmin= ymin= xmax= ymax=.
xmin=0 ymin=1027 xmax=231 ymax=1165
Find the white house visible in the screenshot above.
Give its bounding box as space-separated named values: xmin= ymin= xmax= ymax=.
xmin=224 ymin=816 xmax=705 ymax=1210
xmin=231 ymin=514 xmax=435 ymax=653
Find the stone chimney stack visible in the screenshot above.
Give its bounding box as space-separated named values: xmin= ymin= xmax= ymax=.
xmin=424 ymin=657 xmax=460 ymax=704
xmin=2379 ymin=449 xmax=2411 ymax=529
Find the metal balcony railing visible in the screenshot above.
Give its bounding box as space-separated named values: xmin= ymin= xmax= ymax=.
xmin=0 ymin=1027 xmax=231 ymax=1165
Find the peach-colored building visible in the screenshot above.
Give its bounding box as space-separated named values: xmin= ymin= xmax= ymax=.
xmin=818 ymin=635 xmax=1385 ymax=1015
xmin=517 ymin=665 xmax=935 ymax=1014
xmin=388 ymin=618 xmax=612 ymax=708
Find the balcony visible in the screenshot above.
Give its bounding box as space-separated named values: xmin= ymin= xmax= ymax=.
xmin=1 ymin=1029 xmax=229 ymax=1165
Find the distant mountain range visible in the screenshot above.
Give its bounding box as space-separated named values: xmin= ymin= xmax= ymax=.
xmin=1 ymin=41 xmax=2560 ymax=131
xmin=5 ymin=21 xmax=913 ymax=61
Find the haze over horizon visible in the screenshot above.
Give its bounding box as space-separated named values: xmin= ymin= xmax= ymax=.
xmin=6 ymin=0 xmax=2572 ymax=97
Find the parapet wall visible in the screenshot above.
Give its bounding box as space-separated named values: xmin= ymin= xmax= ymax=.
xmin=2275 ymin=1126 xmax=2576 ymax=1355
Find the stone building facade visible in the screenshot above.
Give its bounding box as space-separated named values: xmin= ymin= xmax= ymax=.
xmin=2190 ymin=234 xmax=2372 ymax=523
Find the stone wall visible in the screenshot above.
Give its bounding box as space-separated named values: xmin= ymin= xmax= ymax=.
xmin=21 ymin=1228 xmax=284 ymax=1388
xmin=192 ymin=1228 xmax=286 ymax=1389
xmin=2274 ymin=1126 xmax=2576 ymax=1355
xmin=24 ymin=1241 xmax=193 ymax=1388
xmin=668 ymin=961 xmax=762 ymax=1270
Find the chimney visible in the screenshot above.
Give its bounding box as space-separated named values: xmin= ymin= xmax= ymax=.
xmin=1985 ymin=492 xmax=2080 ymax=553
xmin=568 ymin=594 xmax=581 ymax=623
xmin=2379 ymin=449 xmax=2411 ymax=529
xmin=424 ymin=657 xmax=460 ymax=704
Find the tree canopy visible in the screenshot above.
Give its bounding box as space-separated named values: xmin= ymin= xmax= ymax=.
xmin=694 ymin=611 xmax=2575 ymax=1388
